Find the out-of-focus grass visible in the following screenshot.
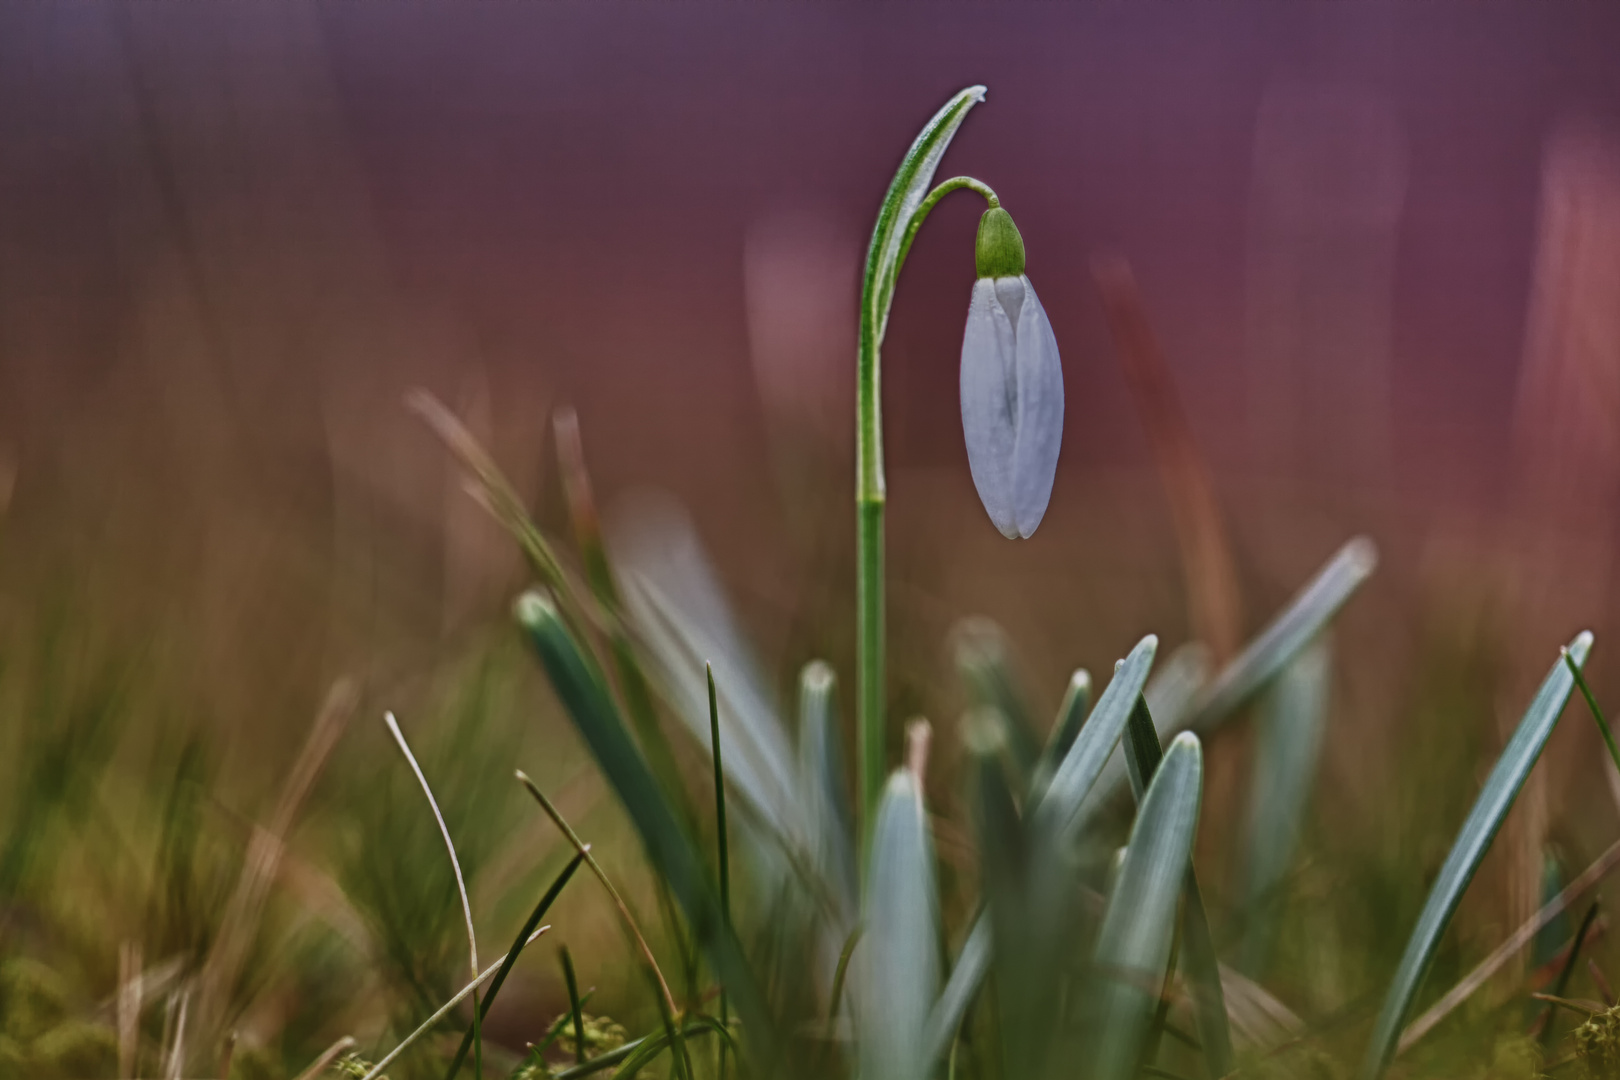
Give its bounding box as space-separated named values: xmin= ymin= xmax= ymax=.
xmin=0 ymin=424 xmax=1616 ymax=1080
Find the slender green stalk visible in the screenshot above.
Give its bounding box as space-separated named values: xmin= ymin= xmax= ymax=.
xmin=561 ymin=947 xmax=586 ymax=1065
xmin=706 ymin=663 xmax=731 ymax=1080
xmin=1564 ymin=646 xmax=1620 ymax=776
xmin=855 ymin=86 xmax=992 ymax=832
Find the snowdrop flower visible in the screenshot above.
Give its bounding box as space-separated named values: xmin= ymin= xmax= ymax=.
xmin=960 ymin=206 xmax=1064 ymax=538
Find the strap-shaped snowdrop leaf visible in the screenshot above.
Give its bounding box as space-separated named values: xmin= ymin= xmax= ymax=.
xmin=1122 ymin=696 xmax=1232 ymax=1080
xmin=798 ymin=661 xmax=857 ymax=931
xmin=1187 ymin=537 xmax=1375 ymax=732
xmin=609 ymin=493 xmax=806 ymax=857
xmin=855 ymin=770 xmax=941 ymax=1080
xmin=921 ymin=637 xmax=1157 ymax=1070
xmin=1088 ymin=733 xmax=1205 ymax=1080
xmin=1241 ymin=638 xmax=1331 ymax=975
xmin=1359 ymin=630 xmax=1593 ymax=1080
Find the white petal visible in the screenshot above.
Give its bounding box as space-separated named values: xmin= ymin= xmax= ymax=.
xmin=1011 ymin=276 xmax=1064 ymax=538
xmin=960 ymin=279 xmax=1020 ymax=538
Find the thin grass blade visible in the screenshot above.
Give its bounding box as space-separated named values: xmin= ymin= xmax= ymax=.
xmin=445 ymin=853 xmax=584 ymax=1080
xmin=1359 ymin=630 xmax=1593 ymax=1080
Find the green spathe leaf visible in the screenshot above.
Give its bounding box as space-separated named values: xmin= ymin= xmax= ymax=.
xmin=1358 ymin=630 xmax=1594 ymax=1080
xmin=866 ymin=85 xmax=988 ymax=346
xmin=856 ymin=770 xmax=941 ymax=1080
xmin=1240 ymin=638 xmax=1331 ymax=976
xmin=1089 ymin=733 xmax=1205 ymax=1080
xmin=513 ymin=590 xmax=780 ymax=1067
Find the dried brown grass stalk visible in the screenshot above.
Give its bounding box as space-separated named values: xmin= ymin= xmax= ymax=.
xmin=189 ymin=679 xmax=358 ymax=1072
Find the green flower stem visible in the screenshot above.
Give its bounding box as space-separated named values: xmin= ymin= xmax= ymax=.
xmin=855 ymin=95 xmax=997 ymax=835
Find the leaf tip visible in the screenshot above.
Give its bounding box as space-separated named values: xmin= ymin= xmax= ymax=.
xmin=802 ymin=659 xmax=836 ymax=693
xmin=1346 ymin=535 xmax=1380 ymax=575
xmin=514 ymin=589 xmax=557 ymax=629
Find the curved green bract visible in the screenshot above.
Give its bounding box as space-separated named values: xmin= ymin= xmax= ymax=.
xmin=863 ymin=85 xmax=988 ymax=360
xmin=1089 ymin=733 xmax=1205 ymax=1080
xmin=1358 ymin=630 xmax=1594 ymax=1080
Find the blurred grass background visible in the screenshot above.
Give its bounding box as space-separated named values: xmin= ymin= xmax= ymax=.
xmin=4 ymin=4 xmax=1620 ymax=1077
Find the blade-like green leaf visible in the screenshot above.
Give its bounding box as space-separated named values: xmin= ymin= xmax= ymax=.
xmin=1088 ymin=733 xmax=1205 ymax=1080
xmin=1187 ymin=537 xmax=1375 ymax=732
xmin=856 ymin=770 xmax=941 ymax=1080
xmin=799 ymin=660 xmax=856 ymax=923
xmin=514 ymin=590 xmax=780 ymax=1066
xmin=1240 ymin=638 xmax=1330 ymax=976
xmin=954 ymin=618 xmax=1043 ymax=779
xmin=1122 ymin=697 xmax=1232 ymax=1080
xmin=1358 ymin=630 xmax=1593 ymax=1080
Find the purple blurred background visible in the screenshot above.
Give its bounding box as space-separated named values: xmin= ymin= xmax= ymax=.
xmin=4 ymin=3 xmax=1620 ymax=752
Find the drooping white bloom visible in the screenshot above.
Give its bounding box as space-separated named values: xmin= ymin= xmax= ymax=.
xmin=960 ymin=208 xmax=1064 ymax=538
